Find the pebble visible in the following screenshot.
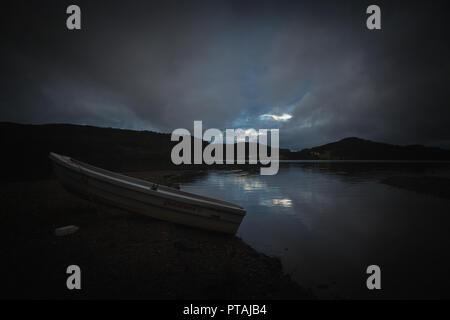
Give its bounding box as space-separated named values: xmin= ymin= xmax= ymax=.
xmin=54 ymin=225 xmax=79 ymax=236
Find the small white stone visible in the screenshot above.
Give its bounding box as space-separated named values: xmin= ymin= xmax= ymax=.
xmin=54 ymin=225 xmax=79 ymax=236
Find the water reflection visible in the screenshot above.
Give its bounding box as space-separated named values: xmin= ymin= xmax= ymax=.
xmin=181 ymin=164 xmax=450 ymax=299
xmin=233 ymin=175 xmax=266 ymax=191
xmin=262 ymin=198 xmax=293 ymax=208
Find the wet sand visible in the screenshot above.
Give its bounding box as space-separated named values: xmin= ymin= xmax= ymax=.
xmin=0 ymin=170 xmax=313 ymax=299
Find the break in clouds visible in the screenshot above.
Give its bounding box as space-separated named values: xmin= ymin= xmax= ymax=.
xmin=2 ymin=0 xmax=450 ymax=149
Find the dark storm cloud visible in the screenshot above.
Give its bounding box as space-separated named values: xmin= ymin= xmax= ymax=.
xmin=2 ymin=0 xmax=450 ymax=149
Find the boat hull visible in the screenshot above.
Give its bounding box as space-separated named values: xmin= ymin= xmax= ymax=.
xmin=50 ymin=153 xmax=245 ymax=234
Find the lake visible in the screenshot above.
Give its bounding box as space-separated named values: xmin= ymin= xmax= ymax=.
xmin=180 ymin=162 xmax=450 ymax=299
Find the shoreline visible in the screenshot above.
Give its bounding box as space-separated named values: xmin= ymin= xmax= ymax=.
xmin=0 ymin=170 xmax=314 ymax=299
xmin=382 ymin=176 xmax=450 ymax=200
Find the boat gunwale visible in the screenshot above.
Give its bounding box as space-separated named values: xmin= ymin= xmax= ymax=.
xmin=49 ymin=152 xmax=246 ymax=216
xmin=57 ymin=166 xmax=241 ymax=225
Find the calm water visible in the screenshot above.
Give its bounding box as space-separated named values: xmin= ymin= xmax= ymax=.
xmin=180 ymin=163 xmax=450 ymax=299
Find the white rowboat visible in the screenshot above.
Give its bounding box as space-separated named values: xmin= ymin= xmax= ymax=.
xmin=49 ymin=152 xmax=246 ymax=234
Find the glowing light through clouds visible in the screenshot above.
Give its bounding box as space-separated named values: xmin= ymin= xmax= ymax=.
xmin=259 ymin=113 xmax=293 ymax=121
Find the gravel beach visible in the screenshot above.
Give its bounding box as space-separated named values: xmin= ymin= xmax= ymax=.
xmin=0 ymin=170 xmax=313 ymax=299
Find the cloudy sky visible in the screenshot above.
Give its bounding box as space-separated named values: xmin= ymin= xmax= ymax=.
xmin=2 ymin=0 xmax=449 ymax=150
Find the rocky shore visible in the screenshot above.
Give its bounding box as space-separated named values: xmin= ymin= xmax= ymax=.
xmin=0 ymin=170 xmax=313 ymax=299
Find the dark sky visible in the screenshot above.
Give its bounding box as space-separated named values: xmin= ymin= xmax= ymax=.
xmin=2 ymin=0 xmax=450 ymax=149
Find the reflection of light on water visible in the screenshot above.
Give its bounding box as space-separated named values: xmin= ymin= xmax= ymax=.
xmin=273 ymin=198 xmax=293 ymax=207
xmin=233 ymin=176 xmax=266 ymax=191
xmin=261 ymin=198 xmax=293 ymax=208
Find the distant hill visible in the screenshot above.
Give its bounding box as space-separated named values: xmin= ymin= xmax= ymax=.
xmin=287 ymin=137 xmax=450 ymax=160
xmin=0 ymin=122 xmax=179 ymax=180
xmin=0 ymin=122 xmax=257 ymax=181
xmin=1 ymin=123 xmax=449 ymax=181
